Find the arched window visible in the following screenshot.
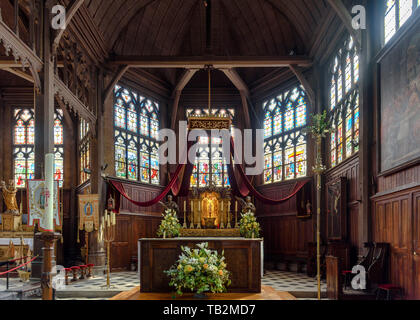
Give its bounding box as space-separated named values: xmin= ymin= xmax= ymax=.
xmin=54 ymin=110 xmax=64 ymax=187
xmin=186 ymin=108 xmax=235 ymax=188
xmin=13 ymin=108 xmax=64 ymax=188
xmin=114 ymin=85 xmax=160 ymax=185
xmin=385 ymin=0 xmax=419 ymax=44
xmin=328 ymin=36 xmax=360 ymax=168
xmin=263 ymin=86 xmax=308 ymax=184
xmin=13 ymin=109 xmax=35 ymax=188
xmin=79 ymin=118 xmax=90 ymax=184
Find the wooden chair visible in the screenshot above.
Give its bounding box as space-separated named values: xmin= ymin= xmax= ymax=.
xmin=376 ymin=284 xmax=403 ymax=300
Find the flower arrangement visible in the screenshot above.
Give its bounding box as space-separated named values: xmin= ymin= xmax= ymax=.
xmin=157 ymin=209 xmax=181 ymax=238
xmin=305 ymin=111 xmax=335 ymax=139
xmin=165 ymin=242 xmax=231 ymax=296
xmin=239 ymin=211 xmax=261 ymax=238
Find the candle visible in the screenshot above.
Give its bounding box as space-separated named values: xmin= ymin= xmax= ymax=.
xmin=107 ymin=213 xmax=111 ymax=227
xmin=198 ymin=201 xmax=201 ymax=211
xmin=44 ymin=153 xmax=54 ymax=232
xmin=112 ymin=212 xmax=116 ymax=226
xmin=184 ymin=201 xmax=186 ymax=212
xmin=235 ymin=201 xmax=238 ymax=212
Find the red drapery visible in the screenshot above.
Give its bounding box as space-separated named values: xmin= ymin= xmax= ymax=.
xmin=108 ymin=137 xmax=310 ymax=208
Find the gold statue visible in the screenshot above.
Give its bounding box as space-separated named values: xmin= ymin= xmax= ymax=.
xmin=235 ymin=196 xmax=256 ymax=214
xmin=0 ymin=180 xmax=19 ymax=215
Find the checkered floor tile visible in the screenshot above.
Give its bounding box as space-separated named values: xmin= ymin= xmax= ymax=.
xmin=2 ymin=270 xmax=326 ymax=300
xmin=59 ymin=272 xmax=139 ymax=292
xmin=262 ymin=270 xmax=326 ymax=293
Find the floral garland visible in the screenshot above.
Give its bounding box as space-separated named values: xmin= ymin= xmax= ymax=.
xmin=165 ymin=242 xmax=231 ymax=296
xmin=157 ymin=209 xmax=181 ymax=238
xmin=239 ymin=211 xmax=261 ymax=238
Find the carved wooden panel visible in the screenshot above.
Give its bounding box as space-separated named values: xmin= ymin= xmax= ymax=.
xmin=139 ymin=239 xmax=262 ymax=293
xmin=372 ymin=187 xmax=420 ymax=299
xmin=327 ymin=177 xmax=347 ymax=240
xmin=110 ymin=213 xmax=162 ymax=271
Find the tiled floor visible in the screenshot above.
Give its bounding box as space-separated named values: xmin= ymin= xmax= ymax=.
xmin=60 ymin=272 xmax=139 ymax=292
xmin=262 ymin=270 xmax=327 ymax=294
xmin=2 ymin=270 xmax=327 ymax=300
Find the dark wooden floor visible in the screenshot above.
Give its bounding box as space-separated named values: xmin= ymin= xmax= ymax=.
xmin=110 ymin=285 xmax=296 ymax=300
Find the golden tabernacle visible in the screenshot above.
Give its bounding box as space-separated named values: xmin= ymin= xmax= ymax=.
xmin=177 ymin=184 xmax=241 ymax=237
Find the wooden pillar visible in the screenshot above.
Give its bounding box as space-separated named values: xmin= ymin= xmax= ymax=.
xmin=357 ymin=0 xmax=380 ymax=256
xmin=36 ymin=232 xmax=60 ymax=300
xmin=32 ymin=2 xmax=57 ymax=288
xmin=87 ymin=68 xmax=106 ymax=269
xmin=0 ymin=96 xmax=4 ymax=186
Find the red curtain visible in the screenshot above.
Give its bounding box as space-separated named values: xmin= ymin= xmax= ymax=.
xmin=108 ymin=136 xmax=310 ymax=208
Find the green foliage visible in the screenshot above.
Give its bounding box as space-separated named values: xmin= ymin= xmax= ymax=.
xmin=165 ymin=242 xmax=231 ymax=296
xmin=239 ymin=211 xmax=261 ymax=238
xmin=305 ymin=110 xmax=335 ymax=138
xmin=157 ymin=209 xmax=181 ymax=238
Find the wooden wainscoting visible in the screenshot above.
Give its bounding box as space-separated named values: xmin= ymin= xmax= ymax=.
xmin=372 ymin=186 xmax=420 ymax=299
xmin=111 ymin=213 xmax=162 ymax=272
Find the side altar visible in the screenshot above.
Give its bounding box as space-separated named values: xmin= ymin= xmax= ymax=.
xmin=138 ymin=238 xmax=263 ymax=293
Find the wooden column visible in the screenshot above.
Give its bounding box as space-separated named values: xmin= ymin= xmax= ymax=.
xmin=357 ymin=0 xmax=379 ymax=255
xmin=32 ymin=2 xmax=57 ymax=286
xmin=0 ymin=96 xmax=4 ymax=186
xmin=88 ymin=68 xmax=106 ymax=269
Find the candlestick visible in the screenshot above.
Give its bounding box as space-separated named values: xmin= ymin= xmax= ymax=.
xmin=111 ymin=212 xmax=116 ymax=226
xmin=197 ymin=201 xmax=201 ymax=229
xmin=44 ymin=154 xmax=54 ymax=232
xmin=189 ymin=201 xmax=194 ymax=229
xmin=227 ymin=201 xmax=232 ymax=228
xmin=220 ymin=200 xmax=225 ymax=229
xmin=235 ymin=203 xmax=239 ymax=228
xmin=183 ymin=201 xmax=187 ymax=228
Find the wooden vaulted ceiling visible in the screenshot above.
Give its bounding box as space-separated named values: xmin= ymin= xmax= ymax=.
xmin=81 ymin=0 xmax=333 ymax=90
xmin=85 ymin=0 xmax=331 ymax=57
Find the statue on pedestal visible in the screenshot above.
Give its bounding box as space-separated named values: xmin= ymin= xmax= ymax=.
xmin=0 ymin=180 xmax=19 ymax=215
xmin=159 ymin=195 xmax=179 ymax=215
xmin=236 ymin=196 xmax=256 ymax=214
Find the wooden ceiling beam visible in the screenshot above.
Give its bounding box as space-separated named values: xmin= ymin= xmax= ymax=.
xmin=289 ymin=64 xmax=315 ymax=107
xmin=220 ymin=68 xmax=252 ymax=128
xmin=2 ymin=67 xmax=34 ymax=83
xmin=109 ymin=56 xmax=313 ymax=68
xmin=170 ymin=68 xmax=198 ymax=129
xmin=326 ymin=0 xmax=362 ymax=47
xmin=53 ymin=0 xmax=85 ymax=53
xmin=103 ymin=65 xmax=129 ymax=103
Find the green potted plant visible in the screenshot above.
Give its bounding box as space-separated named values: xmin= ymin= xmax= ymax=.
xmin=165 ymin=242 xmax=231 ymax=298
xmin=239 ymin=211 xmax=261 ymax=239
xmin=157 ymin=209 xmax=181 ymax=239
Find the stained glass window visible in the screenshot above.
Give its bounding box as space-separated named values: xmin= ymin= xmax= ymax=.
xmin=385 ymin=0 xmax=418 ymax=44
xmin=263 ymin=86 xmax=308 ymax=184
xmin=329 ymin=36 xmax=360 ymax=168
xmin=79 ymin=118 xmax=90 ymax=184
xmin=13 ymin=108 xmax=64 ymax=188
xmin=114 ymin=85 xmax=160 ymax=185
xmin=186 ymin=107 xmax=234 ymax=188
xmin=54 ymin=110 xmax=64 ymax=187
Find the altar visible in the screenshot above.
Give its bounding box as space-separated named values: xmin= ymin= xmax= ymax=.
xmin=138 ymin=238 xmax=263 ymax=293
